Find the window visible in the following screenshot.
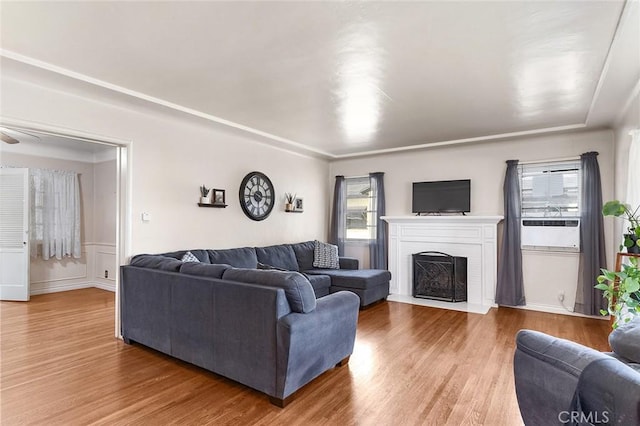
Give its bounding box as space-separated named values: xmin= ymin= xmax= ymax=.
xmin=519 ymin=160 xmax=582 ymax=250
xmin=29 ymin=168 xmax=82 ymax=260
xmin=345 ymin=176 xmax=377 ymax=240
xmin=519 ymin=160 xmax=581 ymax=218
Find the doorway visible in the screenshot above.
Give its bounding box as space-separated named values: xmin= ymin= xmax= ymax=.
xmin=0 ymin=120 xmax=131 ymax=337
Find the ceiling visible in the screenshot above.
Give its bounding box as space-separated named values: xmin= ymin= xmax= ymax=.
xmin=0 ymin=125 xmax=116 ymax=163
xmin=1 ymin=1 xmax=638 ymax=159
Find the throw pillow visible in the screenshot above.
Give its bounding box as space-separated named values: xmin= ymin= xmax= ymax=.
xmin=312 ymin=240 xmax=339 ymax=269
xmin=181 ymin=251 xmax=200 ymax=263
xmin=609 ymin=316 xmax=640 ymax=363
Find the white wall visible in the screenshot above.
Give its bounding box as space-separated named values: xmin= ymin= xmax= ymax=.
xmin=92 ymin=159 xmax=118 ymax=290
xmin=93 ymin=159 xmax=117 ymax=245
xmin=330 ymin=129 xmax=615 ymax=315
xmin=1 ymin=72 xmax=329 ymax=257
xmin=613 ymin=90 xmax=640 ymax=244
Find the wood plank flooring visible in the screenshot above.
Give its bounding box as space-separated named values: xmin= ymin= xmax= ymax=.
xmin=1 ymin=288 xmax=610 ymax=425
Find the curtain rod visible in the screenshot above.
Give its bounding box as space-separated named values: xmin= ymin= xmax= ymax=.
xmin=519 ymin=156 xmax=580 ymax=165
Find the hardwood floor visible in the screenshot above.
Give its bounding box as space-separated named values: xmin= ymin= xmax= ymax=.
xmin=1 ymin=288 xmax=610 ymax=425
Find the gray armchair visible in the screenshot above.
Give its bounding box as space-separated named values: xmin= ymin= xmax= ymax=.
xmin=514 ymin=320 xmax=640 ymax=425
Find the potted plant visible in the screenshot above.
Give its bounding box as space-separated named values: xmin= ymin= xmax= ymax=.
xmin=200 ymin=185 xmax=211 ymax=204
xmin=284 ymin=193 xmax=296 ymax=212
xmin=602 ymin=200 xmax=640 ymax=253
xmin=596 ymin=256 xmax=640 ymax=329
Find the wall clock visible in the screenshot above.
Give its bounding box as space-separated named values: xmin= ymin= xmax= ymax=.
xmin=239 ymin=171 xmax=275 ymax=221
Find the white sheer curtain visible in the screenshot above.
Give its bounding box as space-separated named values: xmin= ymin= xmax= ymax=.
xmin=628 ymin=129 xmax=640 ymax=208
xmin=30 ymin=169 xmax=81 ymax=260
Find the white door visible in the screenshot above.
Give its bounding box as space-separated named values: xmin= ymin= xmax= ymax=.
xmin=0 ymin=168 xmax=30 ymax=301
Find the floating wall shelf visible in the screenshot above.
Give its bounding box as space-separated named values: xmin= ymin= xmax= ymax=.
xmin=198 ymin=203 xmax=227 ymax=208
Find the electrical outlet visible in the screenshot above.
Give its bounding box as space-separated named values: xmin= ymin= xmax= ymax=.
xmin=558 ymin=291 xmax=565 ymax=302
xmin=104 ymin=270 xmax=109 ymax=279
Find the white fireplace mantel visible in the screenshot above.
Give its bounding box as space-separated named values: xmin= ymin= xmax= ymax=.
xmin=381 ymin=215 xmax=503 ymax=314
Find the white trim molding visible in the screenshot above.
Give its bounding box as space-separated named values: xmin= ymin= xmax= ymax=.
xmin=28 ymin=243 xmax=117 ymax=294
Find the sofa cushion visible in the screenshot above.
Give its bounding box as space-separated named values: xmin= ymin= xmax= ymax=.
xmin=130 ymin=254 xmax=183 ymax=272
xmin=180 ymin=262 xmax=231 ymax=279
xmin=313 ymin=240 xmax=339 ymax=269
xmin=305 ymin=268 xmax=391 ymax=290
xmin=207 ymin=247 xmax=257 ymax=269
xmin=257 ymin=262 xmax=287 ymax=271
xmin=222 ymin=268 xmax=316 ymax=313
xmin=339 ymin=257 xmax=359 ymax=270
xmin=181 ymin=251 xmax=200 ymax=263
xmin=305 ymin=274 xmax=331 ymax=298
xmin=160 ymin=249 xmax=211 ymax=263
xmin=290 ymin=241 xmax=316 ymax=271
xmin=609 ymin=316 xmax=640 ymax=363
xmin=255 ymin=244 xmax=299 ymax=271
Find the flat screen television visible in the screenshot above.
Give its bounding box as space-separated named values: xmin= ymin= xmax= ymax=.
xmin=412 ymin=179 xmax=471 ymax=214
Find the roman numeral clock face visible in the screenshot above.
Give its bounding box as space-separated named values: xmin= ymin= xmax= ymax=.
xmin=239 ymin=171 xmax=275 ymax=221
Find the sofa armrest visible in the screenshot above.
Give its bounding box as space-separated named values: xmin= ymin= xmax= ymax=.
xmin=514 ymin=329 xmax=613 ymax=426
xmin=276 ymin=291 xmax=359 ymax=399
xmin=339 ymin=257 xmax=359 ymax=270
xmin=569 ymin=357 xmax=640 ymax=425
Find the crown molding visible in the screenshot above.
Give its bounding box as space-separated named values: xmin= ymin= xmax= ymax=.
xmin=0 ymin=49 xmax=336 ymax=160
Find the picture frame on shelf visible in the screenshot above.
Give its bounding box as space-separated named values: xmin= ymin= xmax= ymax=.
xmin=212 ymin=189 xmax=226 ymax=206
xmin=294 ymin=197 xmax=304 ymax=212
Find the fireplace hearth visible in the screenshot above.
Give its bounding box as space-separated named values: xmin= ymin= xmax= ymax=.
xmin=412 ymin=251 xmax=467 ymax=302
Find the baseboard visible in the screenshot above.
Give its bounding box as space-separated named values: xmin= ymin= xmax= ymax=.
xmin=510 ymin=303 xmax=608 ymax=320
xmin=93 ymin=281 xmax=115 ymax=292
xmin=30 ymin=281 xmax=115 ymax=295
xmin=30 ymin=281 xmax=93 ymax=295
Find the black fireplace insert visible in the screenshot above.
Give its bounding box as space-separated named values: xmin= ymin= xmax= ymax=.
xmin=412 ymin=251 xmax=467 ymax=302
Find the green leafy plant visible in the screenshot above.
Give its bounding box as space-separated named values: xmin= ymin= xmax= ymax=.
xmin=200 ymin=185 xmax=210 ymax=197
xmin=596 ymin=256 xmax=640 ymax=329
xmin=602 ymin=200 xmax=640 ymax=251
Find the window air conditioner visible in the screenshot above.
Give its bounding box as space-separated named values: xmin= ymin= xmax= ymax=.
xmin=521 ymin=219 xmax=580 ymax=249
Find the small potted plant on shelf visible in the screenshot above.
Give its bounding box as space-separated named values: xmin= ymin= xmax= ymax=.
xmin=284 ymin=193 xmax=296 ymax=212
xmin=596 ymin=256 xmax=640 ymax=329
xmin=602 ymin=200 xmax=640 ymax=253
xmin=200 ymin=185 xmax=212 ymax=204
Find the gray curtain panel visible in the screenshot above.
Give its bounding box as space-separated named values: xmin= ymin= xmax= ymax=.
xmin=496 ymin=160 xmax=526 ymax=306
xmin=329 ymin=175 xmax=346 ymax=255
xmin=369 ymin=172 xmax=387 ymax=269
xmin=574 ymin=152 xmax=607 ymax=316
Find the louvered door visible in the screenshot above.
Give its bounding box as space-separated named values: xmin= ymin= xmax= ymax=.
xmin=0 ymin=168 xmax=29 ymax=301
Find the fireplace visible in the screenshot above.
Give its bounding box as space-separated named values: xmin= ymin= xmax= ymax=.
xmin=412 ymin=251 xmax=467 ymax=302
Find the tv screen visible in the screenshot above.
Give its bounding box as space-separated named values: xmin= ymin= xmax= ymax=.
xmin=412 ymin=179 xmax=471 ymax=214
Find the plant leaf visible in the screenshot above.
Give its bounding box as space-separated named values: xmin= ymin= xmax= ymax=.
xmin=602 ymin=200 xmax=625 ymax=216
xmin=625 ymin=278 xmax=640 ymax=293
xmin=624 ymin=237 xmax=634 ymax=248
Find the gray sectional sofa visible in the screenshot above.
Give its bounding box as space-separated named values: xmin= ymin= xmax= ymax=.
xmin=159 ymin=240 xmax=391 ymax=307
xmin=120 ymin=241 xmax=391 ymax=406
